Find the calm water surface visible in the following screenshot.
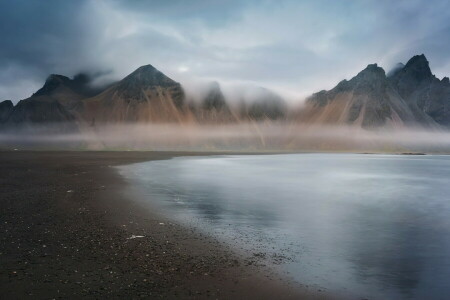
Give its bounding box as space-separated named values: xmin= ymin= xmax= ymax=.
xmin=118 ymin=154 xmax=450 ymax=300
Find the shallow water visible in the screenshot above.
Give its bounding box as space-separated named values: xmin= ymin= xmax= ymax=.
xmin=118 ymin=154 xmax=450 ymax=300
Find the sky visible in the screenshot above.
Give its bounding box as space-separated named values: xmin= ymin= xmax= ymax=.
xmin=1 ymin=0 xmax=449 ymax=103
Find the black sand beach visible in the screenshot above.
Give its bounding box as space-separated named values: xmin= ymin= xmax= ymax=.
xmin=0 ymin=151 xmax=331 ymax=299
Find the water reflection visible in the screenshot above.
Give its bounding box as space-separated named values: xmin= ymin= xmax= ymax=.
xmin=119 ymin=154 xmax=450 ymax=300
xmin=348 ymin=205 xmax=424 ymax=299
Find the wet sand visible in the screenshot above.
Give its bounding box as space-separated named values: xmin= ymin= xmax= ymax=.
xmin=0 ymin=151 xmax=333 ymax=299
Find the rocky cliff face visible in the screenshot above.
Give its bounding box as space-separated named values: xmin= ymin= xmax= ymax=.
xmin=389 ymin=55 xmax=450 ymax=126
xmin=80 ymin=65 xmax=186 ymax=124
xmin=304 ymin=64 xmax=417 ymax=127
xmin=28 ymin=73 xmax=105 ymax=111
xmin=304 ymin=54 xmax=448 ymax=128
xmin=1 ymin=73 xmax=106 ymax=131
xmin=6 ymin=98 xmax=76 ymax=130
xmin=0 ymin=100 xmax=13 ymax=123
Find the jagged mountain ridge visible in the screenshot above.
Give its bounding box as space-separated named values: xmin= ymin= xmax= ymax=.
xmin=1 ymin=54 xmax=449 ymax=131
xmin=303 ymin=54 xmax=450 ymax=127
xmin=0 ymin=73 xmax=109 ymax=131
xmin=389 ymin=54 xmax=450 ymax=126
xmin=0 ymin=64 xmax=288 ymax=129
xmin=302 ymin=64 xmax=418 ymax=127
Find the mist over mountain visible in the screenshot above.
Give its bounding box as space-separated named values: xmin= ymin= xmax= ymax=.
xmin=239 ymin=87 xmax=288 ymax=121
xmin=187 ymin=81 xmax=238 ymax=123
xmin=0 ymin=54 xmax=449 ymax=133
xmin=386 ymin=63 xmax=405 ymax=78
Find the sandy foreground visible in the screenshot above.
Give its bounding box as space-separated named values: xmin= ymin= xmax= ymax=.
xmin=0 ymin=151 xmax=335 ymax=299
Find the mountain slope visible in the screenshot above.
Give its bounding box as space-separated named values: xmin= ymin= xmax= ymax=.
xmin=389 ymin=54 xmax=450 ymax=126
xmin=301 ymin=54 xmax=450 ymax=128
xmin=2 ymin=73 xmax=108 ymax=131
xmin=0 ymin=100 xmax=13 ymax=123
xmin=1 ymin=54 xmax=448 ymax=130
xmin=239 ymin=87 xmax=288 ymax=121
xmin=32 ymin=73 xmax=104 ymax=110
xmin=6 ymin=97 xmax=76 ymax=127
xmin=303 ymin=64 xmax=419 ymax=127
xmin=80 ymin=65 xmax=186 ymax=124
xmin=187 ymin=81 xmax=239 ymax=123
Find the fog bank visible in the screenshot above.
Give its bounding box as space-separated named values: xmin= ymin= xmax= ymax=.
xmin=1 ymin=123 xmax=450 ymax=153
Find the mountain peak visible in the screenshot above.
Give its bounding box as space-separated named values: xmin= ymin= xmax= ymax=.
xmin=406 ymin=54 xmax=428 ymax=65
xmin=124 ymin=64 xmax=173 ymax=84
xmin=115 ymin=64 xmax=180 ymax=99
xmin=0 ymin=99 xmax=13 ymax=109
xmin=361 ymin=63 xmax=384 ymax=73
xmin=31 ymin=72 xmax=104 ymax=99
xmin=131 ymin=64 xmax=158 ymax=74
xmin=352 ymin=63 xmax=386 ymax=84
xmin=47 ymin=74 xmax=71 ymax=82
xmin=33 ymin=74 xmax=71 ymax=97
xmin=402 ymin=54 xmax=432 ymax=80
xmin=120 ymin=64 xmax=176 ymax=87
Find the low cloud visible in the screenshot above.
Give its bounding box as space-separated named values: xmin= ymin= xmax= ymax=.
xmin=2 ymin=123 xmax=450 ymax=153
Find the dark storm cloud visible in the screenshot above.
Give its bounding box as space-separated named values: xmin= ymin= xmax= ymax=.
xmin=0 ymin=0 xmax=95 ymax=99
xmin=0 ymin=1 xmax=83 ymax=67
xmin=1 ymin=0 xmax=449 ymax=102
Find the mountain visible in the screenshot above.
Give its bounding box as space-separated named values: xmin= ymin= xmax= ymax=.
xmin=201 ymin=81 xmax=228 ymax=111
xmin=187 ymin=81 xmax=238 ymax=123
xmin=1 ymin=54 xmax=448 ymax=131
xmin=32 ymin=73 xmax=104 ymax=109
xmin=302 ymin=54 xmax=448 ymax=128
xmin=2 ymin=73 xmax=108 ymax=130
xmin=239 ymin=87 xmax=288 ymax=121
xmin=303 ymin=64 xmax=417 ymax=127
xmin=80 ymin=65 xmax=186 ymax=124
xmin=389 ymin=54 xmax=450 ymax=126
xmin=6 ymin=97 xmax=76 ymax=128
xmin=0 ymin=100 xmax=13 ymax=123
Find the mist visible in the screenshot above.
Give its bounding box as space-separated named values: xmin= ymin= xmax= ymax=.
xmin=2 ymin=123 xmax=450 ymax=153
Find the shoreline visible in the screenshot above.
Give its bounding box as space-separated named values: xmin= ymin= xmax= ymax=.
xmin=0 ymin=151 xmax=331 ymax=299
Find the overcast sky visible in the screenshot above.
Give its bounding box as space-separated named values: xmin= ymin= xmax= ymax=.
xmin=1 ymin=0 xmax=449 ymax=103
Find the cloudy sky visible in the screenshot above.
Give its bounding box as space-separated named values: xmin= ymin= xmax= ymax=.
xmin=1 ymin=0 xmax=449 ymax=103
